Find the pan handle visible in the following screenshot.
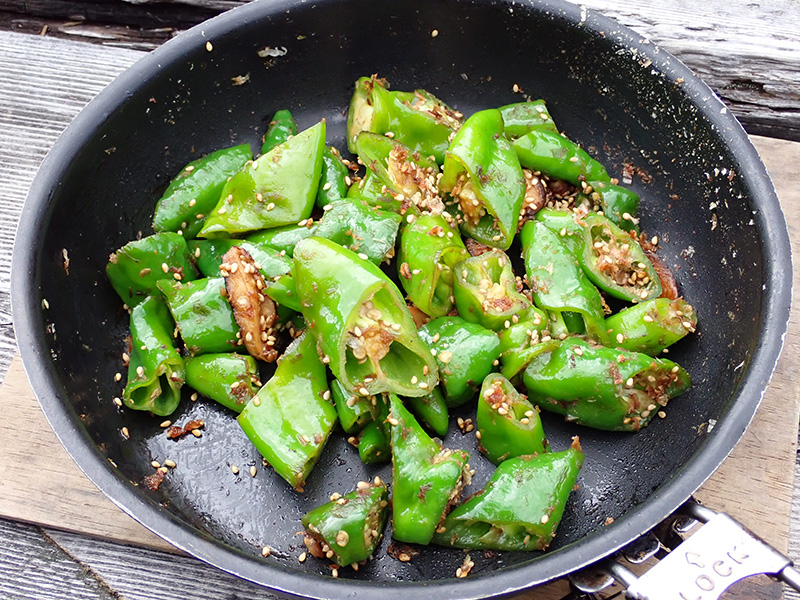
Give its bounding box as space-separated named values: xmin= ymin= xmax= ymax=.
xmin=568 ymin=499 xmax=800 ymax=600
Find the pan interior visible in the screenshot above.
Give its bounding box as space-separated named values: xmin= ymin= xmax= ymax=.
xmin=19 ymin=0 xmax=783 ymax=592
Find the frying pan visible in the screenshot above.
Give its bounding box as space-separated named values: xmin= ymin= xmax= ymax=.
xmin=11 ymin=0 xmax=792 ymax=597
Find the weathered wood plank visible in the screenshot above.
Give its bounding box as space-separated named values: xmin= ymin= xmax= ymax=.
xmin=0 ymin=520 xmax=116 ymax=600
xmin=2 ymin=0 xmax=799 ymax=140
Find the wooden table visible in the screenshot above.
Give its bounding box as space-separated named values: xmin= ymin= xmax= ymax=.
xmin=0 ymin=1 xmax=799 ymax=599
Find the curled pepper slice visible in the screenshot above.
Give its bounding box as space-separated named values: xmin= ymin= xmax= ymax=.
xmin=314 ymin=199 xmax=402 ymax=265
xmin=302 ymin=477 xmax=390 ymax=568
xmin=123 ymin=295 xmax=184 ymax=416
xmin=405 ymin=386 xmax=449 ymax=438
xmin=584 ymin=180 xmax=640 ymax=233
xmin=520 ymin=219 xmax=608 ymax=344
xmin=580 ymin=214 xmax=662 ymax=302
xmin=432 ymin=443 xmax=584 ymax=551
xmin=358 ymin=396 xmax=391 ymax=465
xmin=185 ymin=353 xmax=259 ymax=413
xmin=453 ymin=248 xmax=532 ymax=331
xmin=316 ymin=147 xmax=349 ymax=209
xmin=523 ymin=337 xmax=691 ymax=431
xmin=512 ymin=129 xmax=610 ymax=185
xmin=498 ymin=100 xmax=559 ymax=139
xmin=417 ymin=316 xmax=501 ymax=407
xmin=477 ymin=373 xmax=548 ymax=464
xmin=497 ymin=309 xmax=554 ymax=381
xmin=397 ymin=212 xmax=468 ymax=318
xmin=388 ymin=395 xmax=471 ymax=545
xmin=106 ymin=232 xmax=198 ymax=307
xmin=440 ymin=109 xmax=525 ymax=250
xmin=237 ymin=332 xmax=336 ymax=491
xmin=261 ymin=109 xmax=297 ymax=154
xmin=200 ymin=120 xmax=325 ymax=237
xmin=294 ymin=236 xmax=438 ymax=398
xmin=606 ymin=297 xmax=697 ymax=355
xmin=153 ymin=144 xmax=252 ymax=238
xmin=331 ymin=379 xmax=377 ymax=434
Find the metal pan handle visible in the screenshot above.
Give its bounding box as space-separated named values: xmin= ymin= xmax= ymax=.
xmin=567 ymin=498 xmax=800 ymax=599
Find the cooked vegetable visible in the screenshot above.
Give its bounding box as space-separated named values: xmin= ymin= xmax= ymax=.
xmin=185 ymin=353 xmax=259 ymax=413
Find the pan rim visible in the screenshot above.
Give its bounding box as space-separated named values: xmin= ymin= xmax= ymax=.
xmin=11 ymin=0 xmax=793 ymax=597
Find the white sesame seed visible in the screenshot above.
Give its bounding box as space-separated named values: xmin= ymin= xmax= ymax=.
xmin=136 ymin=366 xmax=144 ymax=377
xmin=121 ymin=427 xmax=130 ymax=438
xmin=160 ymin=420 xmax=172 ymax=428
xmin=431 ymin=29 xmax=439 ymax=37
xmin=206 ymin=41 xmax=213 ymax=51
xmin=231 ymin=465 xmax=239 ymax=475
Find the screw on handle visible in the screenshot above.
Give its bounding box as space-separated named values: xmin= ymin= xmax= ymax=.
xmin=568 ymin=498 xmax=800 ymax=600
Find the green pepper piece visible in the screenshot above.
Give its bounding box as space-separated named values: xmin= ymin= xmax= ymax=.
xmin=358 ymin=397 xmax=391 ymax=464
xmin=523 ymin=337 xmax=691 ymax=431
xmin=347 ymin=170 xmax=403 ymax=213
xmin=477 ymin=373 xmax=548 ymax=464
xmin=397 ymin=212 xmax=469 ymax=318
xmin=122 ymin=295 xmax=184 ymax=416
xmin=388 ymin=394 xmax=471 ymax=545
xmin=354 ymin=132 xmax=442 ymax=210
xmin=498 ymin=101 xmax=559 ymax=139
xmin=440 ymin=109 xmax=525 ymax=250
xmin=315 ymin=147 xmax=349 ymax=209
xmin=579 ymin=214 xmax=662 ymax=302
xmin=185 ymin=353 xmax=259 ymax=413
xmin=106 ymin=232 xmax=198 ymax=307
xmin=246 ymin=223 xmax=317 ymax=257
xmin=261 ymin=109 xmax=298 ymax=155
xmin=200 ymin=121 xmax=325 ymax=237
xmin=497 ymin=309 xmax=553 ymax=380
xmin=157 ymin=277 xmax=240 ymax=355
xmin=314 ymin=199 xmax=402 ymax=265
xmin=294 ymin=237 xmax=438 ymax=398
xmin=346 ymin=76 xmax=461 ymax=164
xmin=153 ymin=144 xmax=252 ymax=238
xmin=606 ymin=298 xmax=697 ymax=355
xmin=432 ymin=443 xmax=584 ymax=551
xmin=417 ymin=316 xmax=501 ymax=407
xmin=187 ymin=239 xmax=292 ymax=280
xmin=512 ymin=129 xmax=610 ymax=185
xmin=302 ymin=478 xmax=390 ymax=567
xmin=237 ymin=332 xmax=336 ymax=490
xmin=405 ymin=386 xmax=449 ymax=437
xmin=520 ymin=220 xmax=608 ymax=345
xmin=453 ymin=248 xmax=532 ymax=331
xmin=331 ymin=379 xmax=377 ymax=434
xmin=534 ymin=208 xmax=587 ymax=257
xmin=585 ymin=180 xmax=640 ymax=232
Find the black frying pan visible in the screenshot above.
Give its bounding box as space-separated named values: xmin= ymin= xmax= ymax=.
xmin=11 ymin=0 xmax=792 ymax=598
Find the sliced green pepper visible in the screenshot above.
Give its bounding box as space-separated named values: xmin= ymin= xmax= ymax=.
xmin=315 ymin=147 xmax=349 ymax=209
xmin=388 ymin=395 xmax=470 ymax=545
xmin=122 ymin=295 xmax=184 ymax=416
xmin=585 ymin=180 xmax=640 ymax=232
xmin=417 ymin=316 xmax=501 ymax=407
xmin=405 ymin=386 xmax=449 ymax=438
xmin=432 ymin=443 xmax=584 ymax=551
xmin=606 ymin=298 xmax=697 ymax=355
xmin=358 ymin=396 xmax=391 ymax=464
xmin=106 ymin=232 xmax=198 ymax=307
xmin=397 ymin=212 xmax=468 ymax=318
xmin=346 ymin=76 xmax=461 ymax=164
xmin=314 ymin=199 xmax=402 ymax=265
xmin=185 ymin=353 xmax=259 ymax=413
xmin=498 ymin=101 xmax=558 ymax=139
xmin=453 ymin=248 xmax=532 ymax=331
xmin=347 ymin=170 xmax=403 ymax=212
xmin=237 ymin=332 xmax=336 ymax=490
xmin=157 ymin=277 xmax=240 ymax=355
xmin=579 ymin=214 xmax=662 ymax=302
xmin=523 ymin=337 xmax=691 ymax=431
xmin=331 ymin=379 xmax=377 ymax=434
xmin=520 ymin=219 xmax=608 ymax=344
xmin=534 ymin=207 xmax=587 ymax=257
xmin=187 ymin=239 xmax=292 ymax=280
xmin=200 ymin=121 xmax=325 ymax=237
xmin=261 ymin=109 xmax=297 ymax=155
xmin=152 ymin=144 xmax=252 ymax=238
xmin=246 ymin=222 xmax=317 ymax=257
xmin=476 ymin=373 xmax=548 ymax=464
xmin=440 ymin=109 xmax=525 ymax=250
xmin=294 ymin=236 xmax=438 ymax=398
xmin=302 ymin=478 xmax=390 ymax=567
xmin=512 ymin=129 xmax=610 ymax=185
xmin=497 ymin=311 xmax=555 ymax=381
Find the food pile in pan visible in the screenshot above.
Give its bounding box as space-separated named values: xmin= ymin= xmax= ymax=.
xmin=106 ymin=75 xmax=697 ymax=570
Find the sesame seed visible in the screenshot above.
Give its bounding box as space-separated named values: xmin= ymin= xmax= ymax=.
xmin=359 ymin=387 xmax=370 ymax=396
xmin=192 ymin=429 xmax=203 ymax=437
xmin=121 ymin=427 xmax=130 ymax=438
xmin=250 ymin=465 xmax=257 ymax=477
xmin=358 ymin=253 xmax=368 ymax=260
xmin=475 ymin=430 xmax=482 ymax=439
xmin=206 ymin=41 xmax=213 ymax=51
xmin=411 ymin=376 xmax=418 ymax=384
xmin=159 ymin=466 xmax=169 ymax=474
xmin=569 ymin=156 xmax=579 ymax=163
xmin=616 ymin=333 xmax=625 ymax=344
xmin=136 ymin=366 xmax=144 ymax=377
xmin=388 ymin=417 xmax=400 ymax=426
xmin=322 ymin=182 xmax=332 ymax=191
xmin=113 ymin=397 xmax=123 ymax=407
xmin=299 ymin=552 xmax=307 ymax=562
xmin=151 ymin=461 xmax=161 ymax=468
xmin=643 ymin=315 xmax=654 ymax=322
xmin=190 ymin=393 xmax=198 ymax=401
xmin=231 ymin=465 xmax=239 ymax=475
xmin=418 ymin=382 xmax=429 ymax=389
xmin=267 ymin=202 xmax=275 ymax=211
xmin=42 ymin=299 xmax=49 ymax=309
xmin=625 ymin=378 xmax=634 ymax=387
xmin=253 ymin=397 xmax=262 ymax=407
xmin=336 ymin=530 xmax=349 ymax=546
xmin=541 ymin=514 xmax=549 ymax=524
xmin=431 ymin=29 xmax=439 ymax=37
xmin=651 ymin=236 xmax=659 ymax=245
xmin=160 ymin=420 xmax=172 ymax=428
xmin=261 ymin=546 xmax=271 ymax=557
xmin=322 ymin=390 xmax=331 ymax=401
xmin=164 ymin=459 xmax=177 ymax=468
xmin=658 ymin=411 xmax=667 ymax=419
xmin=161 ymin=262 xmax=169 ymax=273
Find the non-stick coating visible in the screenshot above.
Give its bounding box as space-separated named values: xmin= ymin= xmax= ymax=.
xmin=12 ymin=0 xmax=791 ymax=598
